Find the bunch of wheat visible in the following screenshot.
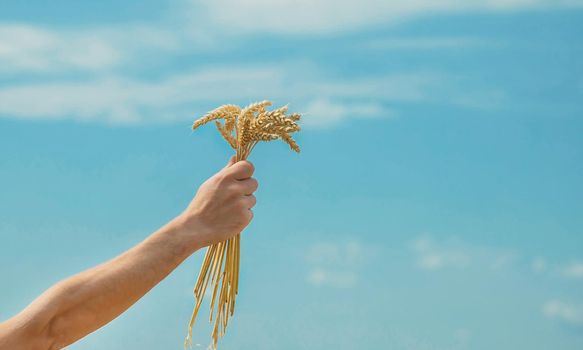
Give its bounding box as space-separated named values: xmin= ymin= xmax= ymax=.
xmin=185 ymin=100 xmax=301 ymax=349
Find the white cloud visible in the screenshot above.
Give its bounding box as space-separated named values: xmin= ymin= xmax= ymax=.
xmin=489 ymin=252 xmax=517 ymax=271
xmin=362 ymin=37 xmax=500 ymax=50
xmin=410 ymin=234 xmax=521 ymax=272
xmin=1 ymin=0 xmax=579 ymax=74
xmin=194 ymin=0 xmax=583 ymax=35
xmin=412 ymin=235 xmax=471 ymax=271
xmin=305 ymin=240 xmax=368 ymax=266
xmin=305 ymin=240 xmax=373 ymax=288
xmin=453 ymin=328 xmax=472 ymax=348
xmin=531 ymin=257 xmax=547 ymax=274
xmin=0 ymin=24 xmax=120 ymax=72
xmin=302 ymin=99 xmax=391 ymax=128
xmin=1 ymin=0 xmax=534 ymax=128
xmin=0 ymin=67 xmax=282 ymax=124
xmin=561 ymin=262 xmax=583 ymax=278
xmin=543 ymin=300 xmax=583 ymax=326
xmin=528 ymin=258 xmax=583 ymax=278
xmin=0 ymin=24 xmax=180 ymax=74
xmin=1 ymin=65 xmax=471 ymax=126
xmin=306 ymin=268 xmax=357 ymax=288
xmin=0 ymin=0 xmax=551 ymax=80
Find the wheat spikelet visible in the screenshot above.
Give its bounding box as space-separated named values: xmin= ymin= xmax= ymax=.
xmin=237 ymin=113 xmax=253 ymax=150
xmin=279 ymin=133 xmax=301 ymax=153
xmin=215 ymin=121 xmax=237 ymax=149
xmin=224 ymin=116 xmax=236 ymax=133
xmin=242 ymin=100 xmax=272 ymax=115
xmin=237 ymin=102 xmax=266 ymax=131
xmin=220 ymin=104 xmax=242 ymax=115
xmin=265 ymin=122 xmax=300 ymax=134
xmin=187 ymin=100 xmax=301 ymax=350
xmin=192 ymin=105 xmax=241 ymax=130
xmin=250 ymin=130 xmax=279 ymax=141
xmin=288 ymin=113 xmax=301 ymax=121
xmin=255 ymin=105 xmax=288 ymax=125
xmin=236 ymin=100 xmax=271 ymax=148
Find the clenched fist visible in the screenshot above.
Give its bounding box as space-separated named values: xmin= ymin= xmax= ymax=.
xmin=176 ymin=157 xmax=258 ymax=249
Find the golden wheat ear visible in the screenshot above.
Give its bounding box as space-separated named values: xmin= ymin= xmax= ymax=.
xmin=280 ymin=133 xmax=301 ymax=153
xmin=193 ymin=105 xmax=242 ymax=130
xmin=242 ymin=100 xmax=272 ymax=112
xmin=215 ymin=121 xmax=237 ymax=149
xmin=219 ymin=104 xmax=242 ymax=115
xmin=192 ymin=114 xmax=222 ymax=130
xmin=224 ymin=115 xmax=236 ymax=133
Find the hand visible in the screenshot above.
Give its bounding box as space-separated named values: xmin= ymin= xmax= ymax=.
xmin=177 ymin=157 xmax=258 ymax=249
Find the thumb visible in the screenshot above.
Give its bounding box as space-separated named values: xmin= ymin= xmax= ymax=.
xmin=224 ymin=155 xmax=237 ymax=169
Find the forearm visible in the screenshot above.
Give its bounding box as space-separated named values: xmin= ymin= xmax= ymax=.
xmin=2 ymin=216 xmax=203 ymax=350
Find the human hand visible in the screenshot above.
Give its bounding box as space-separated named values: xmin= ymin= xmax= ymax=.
xmin=176 ymin=157 xmax=258 ymax=250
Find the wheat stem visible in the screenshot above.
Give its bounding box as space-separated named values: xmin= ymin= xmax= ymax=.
xmin=186 ymin=101 xmax=301 ymax=349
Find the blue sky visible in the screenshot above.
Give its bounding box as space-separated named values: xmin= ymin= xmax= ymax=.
xmin=1 ymin=0 xmax=582 ymax=349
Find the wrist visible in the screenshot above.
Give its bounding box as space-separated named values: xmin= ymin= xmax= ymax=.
xmin=170 ymin=213 xmax=212 ymax=254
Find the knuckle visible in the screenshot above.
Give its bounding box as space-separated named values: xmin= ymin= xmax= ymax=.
xmin=227 ymin=182 xmax=240 ymax=192
xmin=237 ymin=198 xmax=248 ymax=210
xmin=216 ymin=173 xmax=231 ymax=185
xmin=241 ymin=160 xmax=254 ymax=174
xmin=238 ymin=210 xmax=250 ymax=225
xmin=230 ymin=182 xmax=244 ymax=195
xmin=250 ymin=178 xmax=259 ymax=191
xmin=228 ymin=190 xmax=241 ymax=202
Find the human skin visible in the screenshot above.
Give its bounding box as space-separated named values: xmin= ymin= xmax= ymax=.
xmin=0 ymin=157 xmax=258 ymax=350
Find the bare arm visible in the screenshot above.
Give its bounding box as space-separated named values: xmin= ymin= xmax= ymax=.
xmin=0 ymin=158 xmax=258 ymax=350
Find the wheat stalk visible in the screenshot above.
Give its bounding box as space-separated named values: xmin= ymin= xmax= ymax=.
xmin=186 ymin=101 xmax=301 ymax=349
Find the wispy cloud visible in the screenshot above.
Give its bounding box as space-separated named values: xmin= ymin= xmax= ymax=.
xmin=526 ymin=258 xmax=583 ymax=278
xmin=302 ymin=99 xmax=392 ymax=128
xmin=1 ymin=66 xmax=483 ymax=126
xmin=362 ymin=37 xmax=501 ymax=50
xmin=411 ymin=235 xmax=472 ymax=271
xmin=543 ymin=300 xmax=583 ymax=327
xmin=304 ymin=240 xmax=373 ymax=288
xmin=489 ymin=252 xmax=518 ymax=271
xmin=0 ymin=0 xmax=517 ymax=128
xmin=306 ymin=268 xmax=358 ymax=288
xmin=531 ymin=257 xmax=548 ymax=273
xmin=0 ymin=67 xmax=282 ymax=124
xmin=561 ymin=261 xmax=583 ymax=278
xmin=410 ymin=234 xmax=520 ymax=272
xmin=453 ymin=328 xmax=472 ymax=349
xmin=0 ymin=24 xmax=179 ymax=74
xmin=190 ymin=0 xmax=583 ymax=35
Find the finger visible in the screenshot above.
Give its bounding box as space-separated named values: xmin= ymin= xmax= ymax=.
xmin=223 ymin=155 xmax=237 ymax=169
xmin=238 ymin=178 xmax=258 ymax=195
xmin=242 ymin=194 xmax=257 ymax=209
xmin=226 ymin=160 xmax=254 ymax=180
